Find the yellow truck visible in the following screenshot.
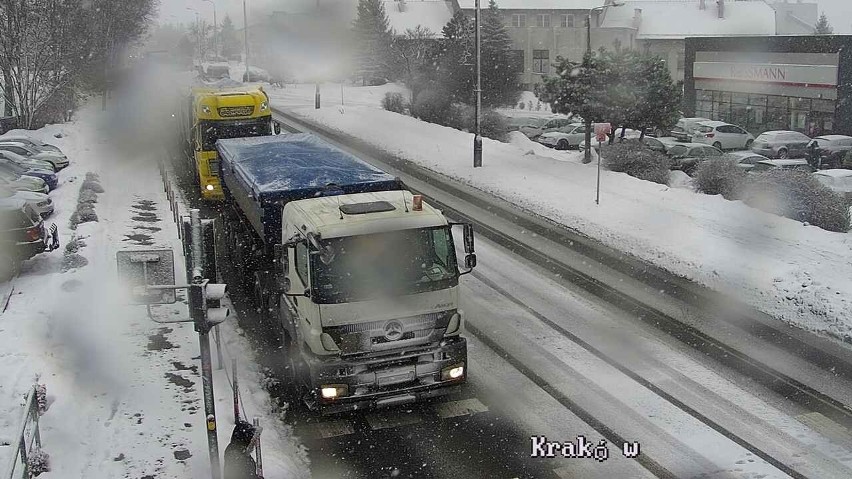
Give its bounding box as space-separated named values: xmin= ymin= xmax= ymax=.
xmin=180 ymin=85 xmax=275 ymax=200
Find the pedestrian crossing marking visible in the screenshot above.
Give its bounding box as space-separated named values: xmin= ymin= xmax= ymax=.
xmin=435 ymin=398 xmax=489 ymax=419
xmin=796 ymin=412 xmax=852 ymax=446
xmin=366 ymin=411 xmax=423 ymax=430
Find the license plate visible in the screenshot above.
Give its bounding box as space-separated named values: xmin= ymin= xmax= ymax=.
xmin=375 ymin=367 xmax=416 ymax=386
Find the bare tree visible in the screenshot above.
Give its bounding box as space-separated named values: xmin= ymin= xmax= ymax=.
xmin=389 ymin=26 xmax=437 ymax=102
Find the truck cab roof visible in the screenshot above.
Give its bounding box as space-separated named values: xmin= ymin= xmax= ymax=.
xmin=286 ymin=191 xmax=447 ymax=239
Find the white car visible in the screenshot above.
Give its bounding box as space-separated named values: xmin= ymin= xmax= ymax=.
xmin=691 ymin=121 xmax=754 ymax=150
xmin=813 ymin=169 xmax=852 ymax=196
xmin=722 ymin=151 xmax=770 ymax=171
xmin=0 ymin=135 xmax=64 ymax=156
xmin=537 ymin=122 xmax=594 ymax=150
xmin=0 ymin=185 xmax=53 ymax=217
xmin=519 ymin=116 xmax=575 ymax=139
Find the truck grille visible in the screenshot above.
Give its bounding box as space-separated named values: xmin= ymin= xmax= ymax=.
xmin=218 ymin=106 xmax=254 ymax=117
xmin=331 ymin=311 xmax=452 ymax=355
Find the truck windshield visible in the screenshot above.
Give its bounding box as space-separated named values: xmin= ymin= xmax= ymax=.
xmin=311 ymin=226 xmax=459 ymax=304
xmin=200 ymin=118 xmax=272 ymax=151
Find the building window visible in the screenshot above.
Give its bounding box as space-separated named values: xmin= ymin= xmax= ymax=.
xmin=536 ymin=14 xmax=550 ymax=28
xmin=533 ymin=50 xmax=549 ymax=74
xmin=512 ymin=14 xmax=526 ymax=28
xmin=507 ymin=50 xmax=524 ymax=72
xmin=561 ymin=14 xmax=574 ymax=28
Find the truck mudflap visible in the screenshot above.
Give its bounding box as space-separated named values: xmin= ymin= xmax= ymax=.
xmin=302 ymin=336 xmax=467 ymax=415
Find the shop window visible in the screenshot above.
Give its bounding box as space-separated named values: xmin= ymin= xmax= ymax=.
xmin=533 ymin=50 xmax=550 ymax=74
xmin=813 ymin=99 xmax=835 ymax=113
xmin=731 ymin=93 xmax=749 ymax=105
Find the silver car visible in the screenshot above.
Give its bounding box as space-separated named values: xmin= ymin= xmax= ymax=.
xmin=0 ymin=186 xmax=53 ymax=217
xmin=0 ymin=135 xmax=64 ymax=156
xmin=750 ymin=131 xmax=811 ymax=159
xmin=0 ymin=142 xmax=68 ymax=170
xmin=0 ymin=150 xmax=56 ymax=172
xmin=519 ymin=117 xmax=576 ymax=140
xmin=0 ymin=169 xmax=48 ymax=194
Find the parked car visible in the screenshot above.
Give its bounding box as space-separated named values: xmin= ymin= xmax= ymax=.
xmin=520 ymin=116 xmax=575 ymax=139
xmin=0 ymin=186 xmax=53 ymax=217
xmin=205 ymin=63 xmax=231 ymax=80
xmin=0 ymin=134 xmax=64 ymax=156
xmin=0 ymin=141 xmax=68 ymax=170
xmin=808 ymin=135 xmax=852 ymax=169
xmin=691 ymin=121 xmax=754 ymax=150
xmin=0 ymin=198 xmax=59 ymax=268
xmin=538 ymin=123 xmax=601 ymax=150
xmin=750 ymin=131 xmax=811 ymax=159
xmin=505 ymin=116 xmax=545 ymax=133
xmin=670 ymin=117 xmax=712 ymax=142
xmin=0 ymin=150 xmax=56 ymax=173
xmin=243 ymin=66 xmax=271 ymax=82
xmin=0 ymin=168 xmax=48 ymax=194
xmin=813 ymin=169 xmax=852 ymax=200
xmin=578 ymin=128 xmax=643 ymax=150
xmin=667 ymin=143 xmax=723 ymax=174
xmin=750 ymin=159 xmax=813 ymax=173
xmin=722 ymin=151 xmax=771 ymax=172
xmin=0 ymin=161 xmax=57 ymax=191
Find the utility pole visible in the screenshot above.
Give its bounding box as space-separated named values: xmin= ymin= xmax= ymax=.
xmin=203 ymin=0 xmax=218 ymax=58
xmin=473 ymin=0 xmax=482 ymax=168
xmin=243 ymin=0 xmax=250 ymax=81
xmin=584 ymin=3 xmax=624 ymax=164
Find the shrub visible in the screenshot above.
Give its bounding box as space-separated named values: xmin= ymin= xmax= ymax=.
xmin=743 ymin=169 xmax=850 ymax=232
xmin=411 ymin=89 xmax=450 ymax=124
xmin=381 ymin=92 xmax=407 ymax=114
xmin=440 ymin=103 xmax=507 ymax=141
xmin=693 ymin=158 xmax=747 ymax=199
xmin=601 ymin=141 xmax=672 ymax=185
xmin=843 ymin=150 xmax=852 ymax=169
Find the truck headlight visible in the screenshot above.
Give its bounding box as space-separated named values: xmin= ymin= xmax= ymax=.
xmin=260 ymin=101 xmax=269 ymax=111
xmin=320 ymin=384 xmax=348 ymax=399
xmin=206 ymin=184 xmax=214 ymax=191
xmin=201 ymin=105 xmax=211 ymax=114
xmin=441 ymin=363 xmax=465 ymax=381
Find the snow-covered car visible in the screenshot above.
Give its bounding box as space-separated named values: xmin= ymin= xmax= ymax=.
xmin=0 ymin=198 xmax=59 ymax=267
xmin=0 ymin=161 xmax=57 ymax=191
xmin=205 ymin=63 xmax=231 ymax=80
xmin=0 ymin=142 xmax=68 ymax=170
xmin=667 ymin=142 xmax=723 ymax=174
xmin=0 ymin=149 xmax=56 ymax=173
xmin=0 ymin=168 xmax=48 ymax=194
xmin=520 ymin=117 xmax=575 ymax=139
xmin=670 ymin=117 xmax=711 ymax=142
xmin=579 ymin=129 xmax=643 ymax=150
xmin=750 ymin=130 xmax=811 ymax=159
xmin=537 ymin=122 xmax=594 ymax=150
xmin=691 ymin=121 xmax=754 ymax=150
xmin=812 ymin=169 xmax=852 ymax=198
xmin=243 ymin=66 xmax=271 ymax=82
xmin=749 ymin=159 xmax=813 ymax=173
xmin=722 ymin=151 xmax=770 ymax=171
xmin=0 ymin=134 xmax=65 ymax=156
xmin=0 ymin=185 xmax=53 ymax=217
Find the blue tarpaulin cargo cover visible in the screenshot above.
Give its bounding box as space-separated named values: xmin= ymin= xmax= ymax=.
xmin=217 ymin=134 xmax=399 ymax=202
xmin=217 ymin=133 xmax=403 ymax=245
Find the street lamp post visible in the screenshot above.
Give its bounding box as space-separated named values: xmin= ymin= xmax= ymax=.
xmin=187 ymin=8 xmax=200 ymax=62
xmin=473 ymin=0 xmax=482 ymax=168
xmin=583 ymin=2 xmax=623 ymax=163
xmin=243 ymin=0 xmax=251 ymax=81
xmin=202 ymin=0 xmax=218 ymax=58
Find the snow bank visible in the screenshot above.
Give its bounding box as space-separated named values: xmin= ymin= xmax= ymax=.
xmin=276 ymin=99 xmax=852 ymax=342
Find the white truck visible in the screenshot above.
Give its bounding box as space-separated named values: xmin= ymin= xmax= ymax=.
xmin=217 ymin=134 xmax=476 ymax=414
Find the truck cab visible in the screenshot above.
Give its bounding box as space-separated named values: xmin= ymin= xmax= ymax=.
xmin=277 ymin=191 xmax=471 ymax=413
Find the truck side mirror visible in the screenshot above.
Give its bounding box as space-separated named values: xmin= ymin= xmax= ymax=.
xmin=463 ymin=223 xmax=475 ymax=254
xmin=273 ymin=121 xmax=282 ymax=135
xmin=274 ymin=244 xmax=288 ymax=272
xmin=465 ymin=253 xmax=477 ymax=269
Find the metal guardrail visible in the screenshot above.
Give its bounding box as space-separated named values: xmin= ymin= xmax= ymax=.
xmin=5 ymin=384 xmax=46 ymax=479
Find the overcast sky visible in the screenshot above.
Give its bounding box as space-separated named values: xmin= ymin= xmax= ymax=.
xmin=158 ymin=0 xmax=852 ymax=32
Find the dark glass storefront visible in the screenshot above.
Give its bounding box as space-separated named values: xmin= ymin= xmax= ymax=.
xmin=694 ymin=89 xmax=837 ymax=136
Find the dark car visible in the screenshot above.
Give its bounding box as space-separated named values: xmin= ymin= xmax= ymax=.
xmin=0 ymin=199 xmax=59 ymax=270
xmin=809 ymin=135 xmax=852 ymax=168
xmin=750 ymin=130 xmax=811 ymax=159
xmin=667 ymin=143 xmax=723 ymax=175
xmin=0 ymin=161 xmax=57 ymax=191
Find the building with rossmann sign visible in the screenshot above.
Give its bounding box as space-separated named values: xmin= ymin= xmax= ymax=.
xmin=684 ymin=35 xmax=852 ymax=137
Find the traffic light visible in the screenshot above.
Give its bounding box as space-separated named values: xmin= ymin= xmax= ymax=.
xmin=189 ymin=281 xmax=230 ymax=333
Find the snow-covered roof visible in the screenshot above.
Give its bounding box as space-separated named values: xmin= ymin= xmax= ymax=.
xmin=456 ymin=0 xmax=607 ymax=10
xmin=601 ymin=0 xmax=777 ymax=39
xmin=385 ymin=1 xmax=455 ymax=35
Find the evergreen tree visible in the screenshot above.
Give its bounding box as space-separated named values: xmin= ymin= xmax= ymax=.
xmin=480 ymin=0 xmax=521 ymax=107
xmin=438 ymin=11 xmax=475 ymax=103
xmin=219 ymin=15 xmax=241 ymax=57
xmin=815 ymin=12 xmax=833 ymax=35
xmin=352 ymin=0 xmax=391 ymax=85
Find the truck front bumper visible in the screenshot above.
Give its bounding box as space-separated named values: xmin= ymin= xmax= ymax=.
xmin=303 ymin=336 xmax=468 ymax=415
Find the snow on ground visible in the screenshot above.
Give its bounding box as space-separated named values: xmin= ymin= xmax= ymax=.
xmin=0 ymin=103 xmax=308 ymax=478
xmin=269 ymin=85 xmax=852 ymax=343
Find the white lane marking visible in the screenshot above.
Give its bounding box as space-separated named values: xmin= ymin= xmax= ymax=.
xmin=435 ymin=398 xmax=489 ymax=419
xmin=365 ymin=411 xmax=423 ymax=430
xmin=304 ymin=420 xmax=356 ymax=439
